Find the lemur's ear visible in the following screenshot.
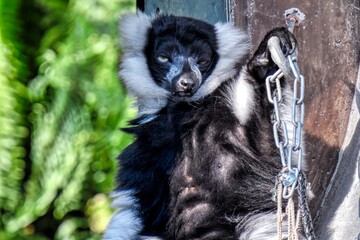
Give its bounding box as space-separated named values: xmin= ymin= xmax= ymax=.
xmin=119 ymin=11 xmax=154 ymax=53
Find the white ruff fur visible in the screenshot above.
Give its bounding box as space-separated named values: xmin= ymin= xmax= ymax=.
xmin=119 ymin=12 xmax=170 ymax=115
xmin=103 ymin=190 xmax=143 ymax=240
xmin=191 ymin=22 xmax=251 ymax=101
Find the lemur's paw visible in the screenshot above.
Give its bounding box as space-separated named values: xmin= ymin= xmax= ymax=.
xmin=248 ymin=27 xmax=297 ymax=81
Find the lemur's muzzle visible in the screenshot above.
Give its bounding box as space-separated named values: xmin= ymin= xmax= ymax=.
xmin=174 ymin=74 xmax=199 ymax=97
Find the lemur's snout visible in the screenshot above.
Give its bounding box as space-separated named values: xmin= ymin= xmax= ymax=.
xmin=177 ymin=77 xmax=195 ymax=93
xmin=174 ymin=75 xmax=199 ymax=97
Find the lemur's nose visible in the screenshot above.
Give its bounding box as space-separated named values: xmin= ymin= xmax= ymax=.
xmin=178 ymin=78 xmax=195 ymax=93
xmin=173 ymin=72 xmax=200 ymax=97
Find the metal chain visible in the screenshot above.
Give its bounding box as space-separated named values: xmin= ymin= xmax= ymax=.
xmin=267 ymin=8 xmax=316 ymax=240
xmin=265 ymin=53 xmax=305 ymax=199
xmin=266 ymin=34 xmax=316 ymax=239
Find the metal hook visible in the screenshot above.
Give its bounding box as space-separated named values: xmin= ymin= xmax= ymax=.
xmin=267 ymin=36 xmax=294 ymax=80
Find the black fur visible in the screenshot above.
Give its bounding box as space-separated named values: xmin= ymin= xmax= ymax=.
xmin=110 ymin=13 xmax=298 ymax=240
xmin=165 ymin=85 xmax=280 ymax=239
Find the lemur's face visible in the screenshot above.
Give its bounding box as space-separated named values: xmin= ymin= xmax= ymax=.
xmin=145 ymin=16 xmax=219 ymax=98
xmin=119 ymin=13 xmax=250 ymax=113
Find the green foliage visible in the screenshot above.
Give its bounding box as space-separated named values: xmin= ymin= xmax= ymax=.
xmin=0 ymin=0 xmax=31 ymax=228
xmin=0 ymin=0 xmax=136 ymax=239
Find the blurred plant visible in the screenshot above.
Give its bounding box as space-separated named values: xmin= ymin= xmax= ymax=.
xmin=0 ymin=0 xmax=31 ymax=230
xmin=0 ymin=0 xmax=136 ymax=239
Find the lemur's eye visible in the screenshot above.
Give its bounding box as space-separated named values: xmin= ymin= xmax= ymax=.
xmin=198 ymin=60 xmax=209 ymax=65
xmin=157 ymin=56 xmax=169 ymax=63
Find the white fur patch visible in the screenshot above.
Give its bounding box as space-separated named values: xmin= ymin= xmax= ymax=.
xmin=235 ymin=212 xmax=304 ymax=240
xmin=119 ymin=12 xmax=170 ymax=115
xmin=191 ymin=22 xmax=251 ymax=101
xmin=103 ymin=190 xmax=143 ymax=240
xmin=119 ymin=12 xmax=153 ymax=54
xmin=225 ymin=69 xmax=255 ymax=125
xmin=120 ymin=54 xmax=169 ymax=115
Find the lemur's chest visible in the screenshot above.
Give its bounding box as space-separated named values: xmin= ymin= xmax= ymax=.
xmin=172 ymin=102 xmax=240 ymax=188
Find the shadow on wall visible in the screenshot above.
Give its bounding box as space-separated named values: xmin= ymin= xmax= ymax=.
xmin=308 ymin=86 xmax=360 ymax=239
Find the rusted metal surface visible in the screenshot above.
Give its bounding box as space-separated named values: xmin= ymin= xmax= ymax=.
xmin=232 ymin=0 xmax=360 ymax=224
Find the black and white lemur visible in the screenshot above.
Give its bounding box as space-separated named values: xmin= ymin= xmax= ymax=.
xmin=104 ymin=11 xmax=305 ymax=240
